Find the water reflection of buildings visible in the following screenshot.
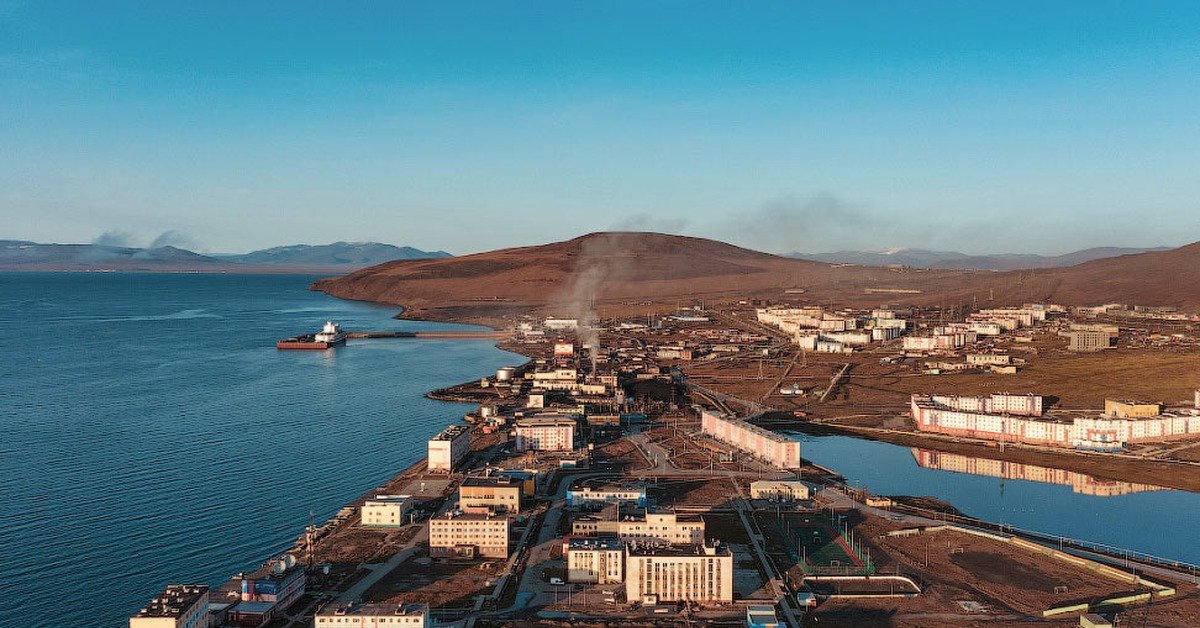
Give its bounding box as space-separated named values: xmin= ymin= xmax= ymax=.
xmin=911 ymin=448 xmax=1166 ymax=497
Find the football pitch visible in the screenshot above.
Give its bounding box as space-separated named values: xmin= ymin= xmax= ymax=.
xmin=779 ymin=513 xmax=871 ymax=575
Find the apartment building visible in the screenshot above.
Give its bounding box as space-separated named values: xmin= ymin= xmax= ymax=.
xmin=129 ymin=585 xmax=208 ymax=628
xmin=315 ymin=603 xmax=428 ymax=628
xmin=428 ymin=512 xmax=509 ymax=559
xmin=625 ymin=543 xmax=733 ymax=604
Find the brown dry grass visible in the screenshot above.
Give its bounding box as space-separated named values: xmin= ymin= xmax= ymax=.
xmin=314 ymin=233 xmax=1200 ymax=330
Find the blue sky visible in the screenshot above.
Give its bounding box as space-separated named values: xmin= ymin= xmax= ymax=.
xmin=3 ymin=2 xmax=1199 ymax=255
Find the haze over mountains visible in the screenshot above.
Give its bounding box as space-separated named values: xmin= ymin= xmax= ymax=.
xmin=313 ymin=232 xmax=1200 ymax=328
xmin=791 ymin=247 xmax=1168 ymax=270
xmin=0 ymin=240 xmax=450 ymax=272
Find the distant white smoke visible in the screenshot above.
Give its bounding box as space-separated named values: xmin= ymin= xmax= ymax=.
xmin=149 ymin=230 xmax=198 ymax=250
xmin=92 ymin=230 xmax=137 ymax=248
xmin=555 ymin=233 xmax=641 ymax=374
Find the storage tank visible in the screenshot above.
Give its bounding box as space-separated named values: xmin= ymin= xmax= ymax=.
xmin=496 ymin=366 xmax=517 ymax=381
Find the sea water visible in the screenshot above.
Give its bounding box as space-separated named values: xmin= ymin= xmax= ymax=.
xmin=0 ymin=273 xmax=520 ymax=627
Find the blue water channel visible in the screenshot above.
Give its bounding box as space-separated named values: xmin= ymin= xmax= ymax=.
xmin=796 ymin=434 xmax=1200 ymax=566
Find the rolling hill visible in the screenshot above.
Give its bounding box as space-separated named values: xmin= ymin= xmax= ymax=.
xmin=313 ymin=233 xmax=1200 ymax=328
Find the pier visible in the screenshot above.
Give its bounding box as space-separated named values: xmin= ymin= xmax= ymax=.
xmin=345 ymin=330 xmax=509 ymax=340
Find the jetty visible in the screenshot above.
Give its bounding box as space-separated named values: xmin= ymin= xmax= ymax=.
xmin=344 ymin=330 xmax=508 ymax=340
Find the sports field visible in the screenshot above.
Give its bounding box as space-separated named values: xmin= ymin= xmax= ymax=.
xmin=779 ymin=513 xmax=872 ymax=575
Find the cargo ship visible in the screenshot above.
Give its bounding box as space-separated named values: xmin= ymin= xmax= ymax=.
xmin=276 ymin=321 xmax=347 ymax=350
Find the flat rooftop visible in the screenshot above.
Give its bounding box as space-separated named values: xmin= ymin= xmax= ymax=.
xmin=431 ymin=424 xmax=471 ymax=440
xmin=626 ymin=543 xmax=731 ymax=557
xmin=133 ymin=584 xmax=207 ymax=618
xmin=567 ymin=536 xmax=625 ymax=551
xmin=318 ymin=602 xmax=428 ymax=618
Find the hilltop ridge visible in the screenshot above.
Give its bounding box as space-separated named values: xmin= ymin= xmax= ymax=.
xmin=313 ymin=232 xmax=1200 ymax=327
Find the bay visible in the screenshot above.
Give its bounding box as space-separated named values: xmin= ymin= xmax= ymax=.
xmin=0 ymin=273 xmax=520 ymax=628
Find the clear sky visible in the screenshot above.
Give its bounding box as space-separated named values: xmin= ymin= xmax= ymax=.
xmin=3 ymin=2 xmax=1199 ymax=255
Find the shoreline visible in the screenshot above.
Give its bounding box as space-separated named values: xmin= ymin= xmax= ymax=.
xmin=352 ymin=295 xmax=1200 ymax=496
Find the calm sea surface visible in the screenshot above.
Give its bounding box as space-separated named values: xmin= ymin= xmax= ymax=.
xmin=0 ymin=273 xmax=521 ymax=628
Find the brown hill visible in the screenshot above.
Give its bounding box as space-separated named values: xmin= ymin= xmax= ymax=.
xmin=1032 ymin=242 xmax=1200 ymax=309
xmin=311 ymin=233 xmax=1200 ymax=327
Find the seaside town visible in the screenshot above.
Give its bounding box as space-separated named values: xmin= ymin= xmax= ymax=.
xmin=132 ymin=298 xmax=1200 ymax=628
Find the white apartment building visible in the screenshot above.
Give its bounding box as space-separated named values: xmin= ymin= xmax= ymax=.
xmin=361 ymin=495 xmax=413 ymax=527
xmin=625 ymin=543 xmax=734 ymax=604
xmin=130 ymin=585 xmax=208 ymax=628
xmin=429 ymin=512 xmax=509 ymax=559
xmin=514 ymin=416 xmax=576 ymax=452
xmin=428 ymin=424 xmax=472 ymax=472
xmin=315 ymin=603 xmax=428 ymax=628
xmin=565 ymin=536 xmax=625 ymax=584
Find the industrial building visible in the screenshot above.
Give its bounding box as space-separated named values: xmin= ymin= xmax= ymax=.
xmin=129 ymin=584 xmax=208 ymax=628
xmin=361 ymin=495 xmax=414 ymax=527
xmin=428 ymin=512 xmax=509 ymax=559
xmin=625 ymin=542 xmax=734 ymax=604
xmin=700 ymin=410 xmax=801 ymax=469
xmin=565 ymin=536 xmax=626 ymax=584
xmin=427 ymin=424 xmax=472 ymax=472
xmin=314 ymin=603 xmax=428 ymax=628
xmin=514 ymin=415 xmax=577 ymax=452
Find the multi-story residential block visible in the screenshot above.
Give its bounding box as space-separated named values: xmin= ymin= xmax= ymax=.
xmin=912 ymin=394 xmax=1200 ymax=451
xmin=700 ymin=410 xmax=801 ymax=469
xmin=129 ymin=585 xmax=208 ymax=628
xmin=428 ymin=512 xmax=509 ymax=559
xmin=565 ymin=536 xmax=626 ymax=584
xmin=315 ymin=603 xmax=428 ymax=628
xmin=514 ymin=416 xmax=576 ymax=452
xmin=625 ymin=543 xmax=733 ymax=604
xmin=459 ymin=476 xmax=522 ymax=514
xmin=428 ymin=424 xmax=472 ymax=472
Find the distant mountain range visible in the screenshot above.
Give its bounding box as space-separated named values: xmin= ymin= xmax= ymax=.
xmin=0 ymin=240 xmax=451 ymax=272
xmin=789 ymin=246 xmax=1169 ymax=270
